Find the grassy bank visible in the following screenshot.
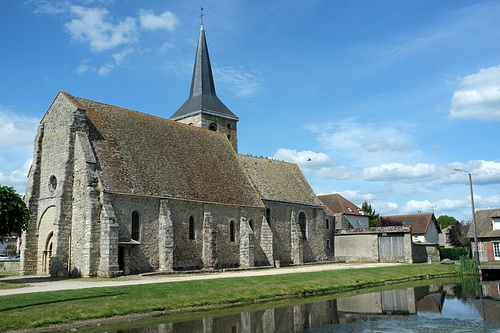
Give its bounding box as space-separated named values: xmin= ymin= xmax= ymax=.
xmin=0 ymin=263 xmax=456 ymax=332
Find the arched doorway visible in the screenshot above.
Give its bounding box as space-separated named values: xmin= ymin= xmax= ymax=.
xmin=43 ymin=232 xmax=53 ymax=274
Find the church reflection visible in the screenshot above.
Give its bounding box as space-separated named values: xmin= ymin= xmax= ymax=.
xmin=115 ymin=281 xmax=500 ymax=333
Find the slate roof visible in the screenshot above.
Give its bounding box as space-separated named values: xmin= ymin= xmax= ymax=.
xmin=318 ymin=194 xmax=369 ymax=216
xmin=382 ymin=213 xmax=440 ymax=234
xmin=467 ymin=208 xmax=500 ymax=239
xmin=61 ymin=92 xmax=262 ymax=208
xmin=170 ymin=25 xmax=237 ymax=121
xmin=237 ymin=155 xmax=323 ymax=207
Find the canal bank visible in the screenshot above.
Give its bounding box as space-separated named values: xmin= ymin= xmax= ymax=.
xmin=0 ymin=263 xmax=458 ymax=332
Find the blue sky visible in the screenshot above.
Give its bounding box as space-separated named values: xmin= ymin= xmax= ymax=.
xmin=1 ymin=0 xmax=499 ymax=222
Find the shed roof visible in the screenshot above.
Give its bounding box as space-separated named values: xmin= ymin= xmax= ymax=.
xmin=382 ymin=213 xmax=440 ymax=234
xmin=237 ymin=155 xmax=323 ymax=207
xmin=61 ymin=92 xmax=262 ymax=208
xmin=318 ymin=193 xmax=369 ymax=217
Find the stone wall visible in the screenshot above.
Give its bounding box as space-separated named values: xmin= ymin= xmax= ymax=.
xmin=334 ymin=234 xmax=379 ymax=262
xmin=412 ymin=243 xmax=441 ymax=263
xmin=0 ymin=261 xmax=19 ymax=275
xmin=21 ymin=93 xmax=88 ymax=277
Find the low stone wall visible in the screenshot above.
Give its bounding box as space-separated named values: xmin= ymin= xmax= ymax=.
xmin=412 ymin=243 xmax=440 ymax=263
xmin=0 ymin=261 xmax=20 ymax=275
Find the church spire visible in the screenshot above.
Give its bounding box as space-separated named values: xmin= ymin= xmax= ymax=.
xmin=170 ymin=25 xmax=238 ymax=122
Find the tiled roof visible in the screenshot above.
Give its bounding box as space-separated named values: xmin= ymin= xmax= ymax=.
xmin=467 ymin=208 xmax=500 ymax=239
xmin=318 ymin=194 xmax=369 ymax=216
xmin=382 ymin=213 xmax=439 ymax=234
xmin=63 ymin=92 xmax=262 ymax=208
xmin=237 ymin=155 xmax=323 ymax=207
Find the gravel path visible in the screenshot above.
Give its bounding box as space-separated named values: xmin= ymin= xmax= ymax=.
xmin=0 ymin=262 xmax=401 ymax=297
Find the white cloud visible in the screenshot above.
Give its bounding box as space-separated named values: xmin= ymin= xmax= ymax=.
xmin=139 ymin=9 xmax=179 ymax=31
xmin=312 ymin=119 xmax=415 ymax=154
xmin=274 ymin=149 xmax=331 ymax=168
xmin=449 ymin=65 xmax=500 ymax=121
xmin=0 ymin=106 xmax=39 ymax=149
xmin=451 ymin=160 xmax=500 ymax=185
xmin=30 ymin=0 xmax=68 ymax=15
xmin=112 ymin=48 xmax=134 ymax=65
xmin=362 ymin=163 xmax=439 ymax=181
xmin=338 ymin=190 xmax=376 ymax=203
xmin=65 ymin=6 xmax=138 ymax=52
xmin=0 ymin=159 xmax=32 ymax=193
xmin=215 ymin=67 xmax=261 ymax=97
xmin=315 ymin=166 xmax=355 ymax=180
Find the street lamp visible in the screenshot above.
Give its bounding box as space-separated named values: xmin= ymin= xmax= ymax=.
xmin=454 ymin=168 xmax=480 ymax=266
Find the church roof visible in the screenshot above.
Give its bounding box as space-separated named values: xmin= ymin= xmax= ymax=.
xmin=62 ymin=92 xmax=261 ymax=208
xmin=318 ymin=194 xmax=369 ymax=217
xmin=170 ymin=25 xmax=238 ymax=121
xmin=237 ymin=155 xmax=323 ymax=207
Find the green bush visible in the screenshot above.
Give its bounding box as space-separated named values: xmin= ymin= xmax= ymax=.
xmin=439 ymin=247 xmax=468 ymax=260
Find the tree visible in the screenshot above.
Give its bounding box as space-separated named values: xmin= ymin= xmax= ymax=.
xmin=362 ymin=201 xmax=379 ymax=227
xmin=437 ymin=215 xmax=459 ymax=229
xmin=0 ymin=185 xmax=30 ymax=242
xmin=447 ymin=222 xmax=471 ymax=248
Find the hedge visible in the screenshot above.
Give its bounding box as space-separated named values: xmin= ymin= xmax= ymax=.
xmin=439 ymin=247 xmax=468 ymax=260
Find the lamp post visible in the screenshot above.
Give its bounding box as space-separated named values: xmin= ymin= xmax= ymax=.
xmin=454 ymin=168 xmax=480 ymax=265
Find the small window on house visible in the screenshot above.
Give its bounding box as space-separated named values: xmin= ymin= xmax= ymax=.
xmin=230 ymin=220 xmax=235 ymax=242
xmin=298 ymin=212 xmax=307 ymax=239
xmin=188 ymin=216 xmax=195 ymax=240
xmin=249 ymin=219 xmax=254 ymax=231
xmin=493 ymin=218 xmax=500 ymax=230
xmin=227 ymin=134 xmax=231 ymax=141
xmin=327 ymin=239 xmax=331 ymax=249
xmin=326 ymin=218 xmax=330 ymax=230
xmin=404 ymin=221 xmax=411 ymax=226
xmin=227 ymin=124 xmax=231 ymax=129
xmin=49 ymin=175 xmax=57 ymax=191
xmin=266 ymin=208 xmax=271 ymax=226
xmin=209 ymin=123 xmax=217 ymax=131
xmin=131 ymin=211 xmax=140 ymax=241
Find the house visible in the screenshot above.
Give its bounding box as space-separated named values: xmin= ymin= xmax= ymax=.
xmin=382 ymin=213 xmax=441 ymax=244
xmin=20 ymin=24 xmax=329 ymax=277
xmin=467 ymin=208 xmax=500 ymax=262
xmin=318 ymin=194 xmax=369 ymax=229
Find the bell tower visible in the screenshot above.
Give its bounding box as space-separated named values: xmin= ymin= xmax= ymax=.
xmin=170 ymin=24 xmax=238 ymax=152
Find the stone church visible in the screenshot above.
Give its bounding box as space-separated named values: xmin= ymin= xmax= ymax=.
xmin=21 ymin=25 xmax=331 ymax=277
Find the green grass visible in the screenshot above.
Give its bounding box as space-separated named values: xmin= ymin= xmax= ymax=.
xmin=458 ymin=255 xmax=479 ymax=276
xmin=0 ymin=264 xmax=457 ymax=332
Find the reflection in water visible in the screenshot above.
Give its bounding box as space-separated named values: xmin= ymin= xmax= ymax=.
xmin=104 ymin=281 xmax=500 ymax=333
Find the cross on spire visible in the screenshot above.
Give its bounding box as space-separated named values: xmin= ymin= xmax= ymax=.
xmin=200 ymin=7 xmax=204 ymax=25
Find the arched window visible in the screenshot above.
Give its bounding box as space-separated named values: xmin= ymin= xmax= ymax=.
xmin=49 ymin=175 xmax=57 ymax=191
xmin=230 ymin=220 xmax=235 ymax=242
xmin=131 ymin=211 xmax=140 ymax=241
xmin=298 ymin=212 xmax=307 ymax=240
xmin=265 ymin=208 xmax=271 ymax=226
xmin=208 ymin=123 xmax=217 ymax=131
xmin=249 ymin=219 xmax=254 ymax=231
xmin=188 ymin=216 xmax=195 ymax=240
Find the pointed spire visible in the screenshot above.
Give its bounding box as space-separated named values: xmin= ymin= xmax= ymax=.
xmin=170 ymin=25 xmax=238 ymax=121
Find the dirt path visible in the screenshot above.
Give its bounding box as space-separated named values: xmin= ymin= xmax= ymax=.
xmin=0 ymin=262 xmax=401 ymax=296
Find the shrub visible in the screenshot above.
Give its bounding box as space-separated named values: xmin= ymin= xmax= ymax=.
xmin=439 ymin=247 xmax=468 ymax=260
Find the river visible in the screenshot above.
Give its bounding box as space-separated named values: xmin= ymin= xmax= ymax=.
xmin=73 ymin=278 xmax=500 ymax=333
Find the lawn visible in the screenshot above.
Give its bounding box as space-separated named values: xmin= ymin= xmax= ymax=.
xmin=0 ymin=263 xmax=457 ymax=332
